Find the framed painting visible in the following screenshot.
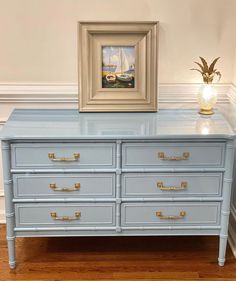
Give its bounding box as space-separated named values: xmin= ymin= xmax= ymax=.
xmin=78 ymin=21 xmax=158 ymax=112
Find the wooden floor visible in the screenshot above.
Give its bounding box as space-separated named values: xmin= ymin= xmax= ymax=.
xmin=1 ymin=225 xmax=236 ymax=281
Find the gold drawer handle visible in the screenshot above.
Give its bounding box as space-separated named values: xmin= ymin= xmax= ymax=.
xmin=50 ymin=211 xmax=81 ymax=221
xmin=158 ymin=152 xmax=190 ymax=161
xmin=156 ymin=211 xmax=186 ymax=220
xmin=157 ymin=181 xmax=188 ymax=191
xmin=49 ymin=183 xmax=80 ymax=192
xmin=48 ymin=153 xmax=80 ymax=162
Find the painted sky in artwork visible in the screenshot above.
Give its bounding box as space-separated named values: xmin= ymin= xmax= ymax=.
xmin=102 ymin=46 xmax=135 ymax=66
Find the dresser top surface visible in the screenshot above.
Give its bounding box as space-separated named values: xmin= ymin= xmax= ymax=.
xmin=0 ymin=109 xmax=235 ymax=140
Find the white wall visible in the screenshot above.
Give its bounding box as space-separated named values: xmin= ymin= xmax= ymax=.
xmin=0 ymin=0 xmax=236 ymax=84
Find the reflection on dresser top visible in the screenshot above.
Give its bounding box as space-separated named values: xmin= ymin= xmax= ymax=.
xmin=0 ymin=109 xmax=234 ymax=140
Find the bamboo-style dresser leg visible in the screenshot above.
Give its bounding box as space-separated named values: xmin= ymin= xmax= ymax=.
xmin=7 ymin=235 xmax=16 ymax=269
xmin=2 ymin=141 xmax=16 ymax=269
xmin=218 ymin=234 xmax=228 ymax=266
xmin=218 ymin=140 xmax=234 ymax=266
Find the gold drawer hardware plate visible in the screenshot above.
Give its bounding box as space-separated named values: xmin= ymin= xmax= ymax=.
xmin=156 ymin=211 xmax=186 ymax=220
xmin=49 ymin=183 xmax=80 ymax=192
xmin=50 ymin=211 xmax=81 ymax=221
xmin=158 ymin=152 xmax=190 ymax=161
xmin=157 ymin=181 xmax=188 ymax=191
xmin=48 ymin=153 xmax=80 ymax=162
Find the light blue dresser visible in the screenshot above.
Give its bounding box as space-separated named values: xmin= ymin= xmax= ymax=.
xmin=1 ymin=109 xmax=235 ymax=268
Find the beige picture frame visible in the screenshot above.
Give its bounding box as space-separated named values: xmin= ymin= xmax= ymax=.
xmin=78 ymin=21 xmax=158 ymax=112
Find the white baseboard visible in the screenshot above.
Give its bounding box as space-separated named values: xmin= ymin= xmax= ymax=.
xmin=0 ymin=195 xmax=5 ymax=223
xmin=0 ymin=211 xmax=5 ymax=224
xmin=0 ymin=83 xmax=77 ymax=103
xmin=0 ymin=83 xmax=231 ymax=124
xmin=0 ymin=82 xmax=230 ymax=102
xmin=228 ymin=84 xmax=236 ymax=105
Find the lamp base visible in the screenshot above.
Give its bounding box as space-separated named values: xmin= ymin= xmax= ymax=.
xmin=199 ymin=108 xmax=214 ymax=115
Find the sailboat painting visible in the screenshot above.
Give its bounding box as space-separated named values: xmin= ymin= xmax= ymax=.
xmin=102 ymin=46 xmax=135 ymax=88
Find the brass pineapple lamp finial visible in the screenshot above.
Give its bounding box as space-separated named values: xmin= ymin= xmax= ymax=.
xmin=191 ymin=57 xmax=221 ymax=115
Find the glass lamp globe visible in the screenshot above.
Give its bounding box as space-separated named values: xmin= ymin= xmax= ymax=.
xmin=197 ymin=84 xmax=217 ymax=115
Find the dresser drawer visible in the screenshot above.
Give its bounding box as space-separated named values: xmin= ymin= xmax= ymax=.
xmin=121 ymin=202 xmax=221 ymax=226
xmin=13 ymin=173 xmax=115 ymax=198
xmin=122 ymin=173 xmax=222 ymax=197
xmin=11 ymin=143 xmax=116 ymax=169
xmin=15 ymin=203 xmax=115 ymax=227
xmin=122 ymin=142 xmax=225 ymax=168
